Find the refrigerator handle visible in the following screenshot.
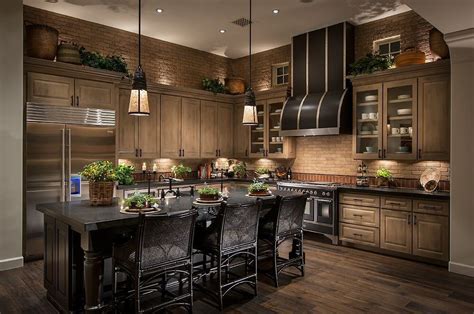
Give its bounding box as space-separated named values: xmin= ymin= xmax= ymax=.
xmin=67 ymin=128 xmax=72 ymax=201
xmin=61 ymin=129 xmax=66 ymax=202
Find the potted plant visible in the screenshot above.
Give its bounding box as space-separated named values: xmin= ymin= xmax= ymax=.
xmin=255 ymin=167 xmax=270 ymax=179
xmin=349 ymin=53 xmax=393 ymax=76
xmin=197 ymin=186 xmax=220 ymax=201
xmin=123 ymin=192 xmax=157 ymax=211
xmin=248 ymin=180 xmax=270 ymax=196
xmin=202 ymin=78 xmax=227 ymax=94
xmin=115 ymin=164 xmax=135 ymax=186
xmin=171 ymin=164 xmax=192 ymax=179
xmin=80 ymin=161 xmax=116 ymax=206
xmin=233 ymin=162 xmax=247 ymax=178
xmin=376 ymin=167 xmax=393 ymax=187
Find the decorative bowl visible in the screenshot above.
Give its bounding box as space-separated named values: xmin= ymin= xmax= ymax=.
xmin=397 ymin=108 xmax=412 ymax=115
xmin=365 ymin=95 xmax=377 ymax=101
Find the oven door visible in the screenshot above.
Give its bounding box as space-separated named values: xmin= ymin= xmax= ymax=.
xmin=314 ymin=198 xmax=334 ymax=226
xmin=304 ymin=197 xmax=315 ymax=222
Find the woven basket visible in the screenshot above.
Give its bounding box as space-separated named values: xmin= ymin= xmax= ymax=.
xmin=57 ymin=42 xmax=81 ymax=64
xmin=89 ymin=181 xmax=114 ymax=206
xmin=394 ymin=48 xmax=425 ymax=68
xmin=225 ymin=77 xmax=245 ymax=95
xmin=25 ymin=24 xmax=59 ymax=60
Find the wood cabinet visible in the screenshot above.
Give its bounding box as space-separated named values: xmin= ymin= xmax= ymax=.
xmin=417 ymin=74 xmax=450 ymax=160
xmin=181 ymin=98 xmax=201 ymax=158
xmin=200 ymin=101 xmax=233 ymax=158
xmin=248 ymin=97 xmax=295 ymax=159
xmin=27 ymin=72 xmax=74 ymax=106
xmin=339 ymin=191 xmax=449 ymax=262
xmin=117 ymin=89 xmax=160 ymax=158
xmin=380 ymin=209 xmax=412 ymax=254
xmin=217 ymin=102 xmax=234 ymax=157
xmin=351 ymin=61 xmax=450 ymax=161
xmin=27 ymin=73 xmax=115 ymax=110
xmin=233 ymin=104 xmax=249 ymax=158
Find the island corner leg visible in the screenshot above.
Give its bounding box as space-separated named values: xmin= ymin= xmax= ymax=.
xmin=81 ymin=232 xmax=105 ymax=313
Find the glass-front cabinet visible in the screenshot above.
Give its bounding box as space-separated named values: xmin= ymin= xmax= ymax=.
xmin=353 ymin=84 xmax=383 ymax=159
xmin=248 ymin=97 xmax=295 ymax=158
xmin=353 ymin=79 xmax=417 ymax=160
xmin=383 ymin=79 xmax=417 ymax=160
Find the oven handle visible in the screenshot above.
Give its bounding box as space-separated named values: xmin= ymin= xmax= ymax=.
xmin=314 ymin=198 xmax=333 ymax=203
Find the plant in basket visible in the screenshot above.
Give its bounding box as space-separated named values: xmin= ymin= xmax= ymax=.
xmin=376 ymin=167 xmax=393 ymax=187
xmin=80 ymin=161 xmax=116 ymax=206
xmin=248 ymin=180 xmax=270 ymax=196
xmin=123 ymin=192 xmax=157 ymax=211
xmin=197 ymin=186 xmax=220 ymax=201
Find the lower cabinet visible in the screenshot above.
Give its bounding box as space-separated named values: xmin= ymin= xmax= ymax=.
xmin=339 ymin=192 xmax=449 ymax=262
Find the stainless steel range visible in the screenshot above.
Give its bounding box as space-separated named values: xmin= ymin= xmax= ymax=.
xmin=277 ymin=181 xmax=339 ymax=244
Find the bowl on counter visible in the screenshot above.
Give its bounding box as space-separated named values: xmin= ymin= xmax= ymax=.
xmin=397 ymin=108 xmax=412 ymax=115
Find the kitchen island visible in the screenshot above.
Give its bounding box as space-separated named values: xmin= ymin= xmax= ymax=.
xmin=36 ymin=185 xmax=297 ymax=313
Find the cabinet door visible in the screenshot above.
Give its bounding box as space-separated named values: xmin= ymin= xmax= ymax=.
xmin=413 ymin=213 xmax=449 ymax=261
xmin=74 ymin=79 xmax=115 ymax=110
xmin=380 ymin=209 xmax=412 ymax=254
xmin=217 ymin=103 xmax=234 ymax=157
xmin=27 ymin=72 xmax=74 ymax=106
xmin=353 ymin=84 xmax=383 ymax=159
xmin=161 ymin=95 xmax=182 ymax=158
xmin=249 ymin=100 xmax=266 ymax=157
xmin=418 ymin=75 xmax=450 ymax=161
xmin=233 ymin=104 xmax=249 ymax=158
xmin=200 ymin=100 xmax=218 ymax=158
xmin=117 ymin=89 xmax=138 ymax=158
xmin=181 ymin=98 xmax=201 ymax=158
xmin=138 ymin=92 xmax=160 ymax=158
xmin=383 ymin=79 xmax=418 ymax=160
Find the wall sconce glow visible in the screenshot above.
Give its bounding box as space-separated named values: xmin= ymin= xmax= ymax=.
xmin=272 ymin=9 xmax=280 ymax=14
xmin=156 ymin=8 xmax=163 ymax=13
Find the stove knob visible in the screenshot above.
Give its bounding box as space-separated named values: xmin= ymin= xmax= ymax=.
xmin=322 ymin=192 xmax=327 ymax=196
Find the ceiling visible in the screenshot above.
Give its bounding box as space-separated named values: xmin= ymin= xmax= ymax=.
xmin=23 ymin=0 xmax=411 ymax=58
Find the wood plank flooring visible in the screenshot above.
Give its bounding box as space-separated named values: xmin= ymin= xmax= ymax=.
xmin=1 ymin=234 xmax=473 ymax=313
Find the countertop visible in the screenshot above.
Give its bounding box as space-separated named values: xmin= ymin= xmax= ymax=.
xmin=338 ymin=185 xmax=450 ymax=200
xmin=37 ymin=185 xmax=297 ymax=233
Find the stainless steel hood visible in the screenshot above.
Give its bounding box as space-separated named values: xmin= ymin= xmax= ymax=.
xmin=280 ymin=22 xmax=354 ymax=136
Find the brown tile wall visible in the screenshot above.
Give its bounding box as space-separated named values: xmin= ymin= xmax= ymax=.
xmin=354 ymin=10 xmax=435 ymax=61
xmin=24 ymin=6 xmax=231 ymax=90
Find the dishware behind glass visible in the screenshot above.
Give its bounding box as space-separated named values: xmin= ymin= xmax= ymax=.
xmin=369 ymin=112 xmax=377 ymax=120
xmin=365 ymin=95 xmax=377 ymax=101
xmin=361 ymin=113 xmax=369 ymax=120
xmin=392 ymin=128 xmax=400 ymax=135
xmin=277 ymin=147 xmax=282 ymax=153
xmin=400 ymin=127 xmax=408 ymax=134
xmin=366 ymin=146 xmax=376 ymax=153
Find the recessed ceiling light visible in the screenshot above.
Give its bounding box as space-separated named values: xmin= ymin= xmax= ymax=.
xmin=272 ymin=9 xmax=280 ymax=14
xmin=156 ymin=8 xmax=163 ymax=13
xmin=219 ymin=29 xmax=226 ymax=33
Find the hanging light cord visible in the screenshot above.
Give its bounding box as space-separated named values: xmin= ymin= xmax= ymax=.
xmin=138 ymin=0 xmax=141 ymax=67
xmin=248 ymin=0 xmax=252 ymax=90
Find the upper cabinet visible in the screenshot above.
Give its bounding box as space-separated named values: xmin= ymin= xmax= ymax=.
xmin=27 ymin=73 xmax=115 ymax=110
xmin=217 ymin=102 xmax=234 ymax=157
xmin=117 ymin=89 xmax=160 ymax=158
xmin=351 ymin=61 xmax=450 ymax=161
xmin=248 ymin=97 xmax=295 ymax=159
xmin=200 ymin=101 xmax=234 ymax=158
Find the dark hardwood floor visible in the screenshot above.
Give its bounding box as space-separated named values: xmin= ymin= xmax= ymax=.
xmin=1 ymin=234 xmax=474 ymax=313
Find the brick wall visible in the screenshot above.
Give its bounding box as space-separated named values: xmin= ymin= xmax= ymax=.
xmin=231 ymin=45 xmax=291 ymax=91
xmin=354 ymin=10 xmax=435 ymax=61
xmin=24 ymin=5 xmax=231 ymax=90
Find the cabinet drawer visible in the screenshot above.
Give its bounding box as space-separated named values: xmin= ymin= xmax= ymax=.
xmin=339 ymin=204 xmax=380 ymax=227
xmin=381 ymin=196 xmax=412 ymax=211
xmin=339 ymin=193 xmax=380 ymax=207
xmin=339 ymin=223 xmax=380 ymax=247
xmin=413 ymin=199 xmax=449 ymax=216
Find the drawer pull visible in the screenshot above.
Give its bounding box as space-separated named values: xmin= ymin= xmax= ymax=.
xmin=386 ymin=201 xmax=403 ymax=206
xmin=420 ymin=204 xmax=441 ymax=210
xmin=353 ymin=233 xmax=363 ymax=237
xmin=351 ymin=198 xmax=364 ymax=202
xmin=352 ymin=214 xmax=364 ymax=218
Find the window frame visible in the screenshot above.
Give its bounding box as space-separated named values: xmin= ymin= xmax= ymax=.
xmin=373 ymin=35 xmax=401 ymax=59
xmin=272 ymin=62 xmax=290 ymax=87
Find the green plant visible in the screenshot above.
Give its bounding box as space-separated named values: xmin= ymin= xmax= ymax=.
xmin=171 ymin=164 xmax=192 ymax=178
xmin=376 ymin=167 xmax=393 ymax=180
xmin=197 ymin=186 xmax=219 ymax=196
xmin=80 ymin=161 xmax=116 ymax=182
xmin=233 ymin=162 xmax=247 ymax=178
xmin=115 ymin=164 xmax=135 ymax=185
xmin=349 ymin=53 xmax=393 ymax=76
xmin=79 ymin=47 xmax=129 ymax=75
xmin=248 ymin=181 xmax=269 ymax=193
xmin=123 ymin=192 xmax=157 ymax=209
xmin=255 ymin=167 xmax=269 ymax=175
xmin=202 ymin=78 xmax=227 ymax=94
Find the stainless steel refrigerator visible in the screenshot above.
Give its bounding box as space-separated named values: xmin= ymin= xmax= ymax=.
xmin=25 ymin=103 xmax=116 ymax=261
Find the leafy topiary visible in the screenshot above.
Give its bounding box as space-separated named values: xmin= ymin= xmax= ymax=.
xmin=350 ymin=53 xmax=393 ymax=76
xmin=79 ymin=47 xmax=129 ymax=75
xmin=202 ymin=78 xmax=227 ymax=94
xmin=171 ymin=164 xmax=192 ymax=179
xmin=115 ymin=164 xmax=135 ymax=185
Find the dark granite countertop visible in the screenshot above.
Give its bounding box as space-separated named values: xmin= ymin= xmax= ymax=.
xmin=338 ymin=185 xmax=450 ymax=200
xmin=117 ymin=177 xmax=280 ymax=190
xmin=36 ymin=186 xmax=298 ymax=233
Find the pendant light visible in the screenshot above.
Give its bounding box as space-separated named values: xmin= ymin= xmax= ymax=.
xmin=128 ymin=0 xmax=150 ymax=116
xmin=242 ymin=0 xmax=258 ymax=125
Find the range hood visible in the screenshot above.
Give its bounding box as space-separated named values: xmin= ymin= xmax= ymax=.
xmin=280 ymin=22 xmax=354 ymax=136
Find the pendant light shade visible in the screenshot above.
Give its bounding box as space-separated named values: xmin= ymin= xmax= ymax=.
xmin=242 ymin=0 xmax=258 ymax=126
xmin=128 ymin=0 xmax=150 ymax=116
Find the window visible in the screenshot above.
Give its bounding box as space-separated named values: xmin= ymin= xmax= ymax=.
xmin=272 ymin=62 xmax=289 ymax=86
xmin=373 ymin=36 xmax=401 ymax=60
